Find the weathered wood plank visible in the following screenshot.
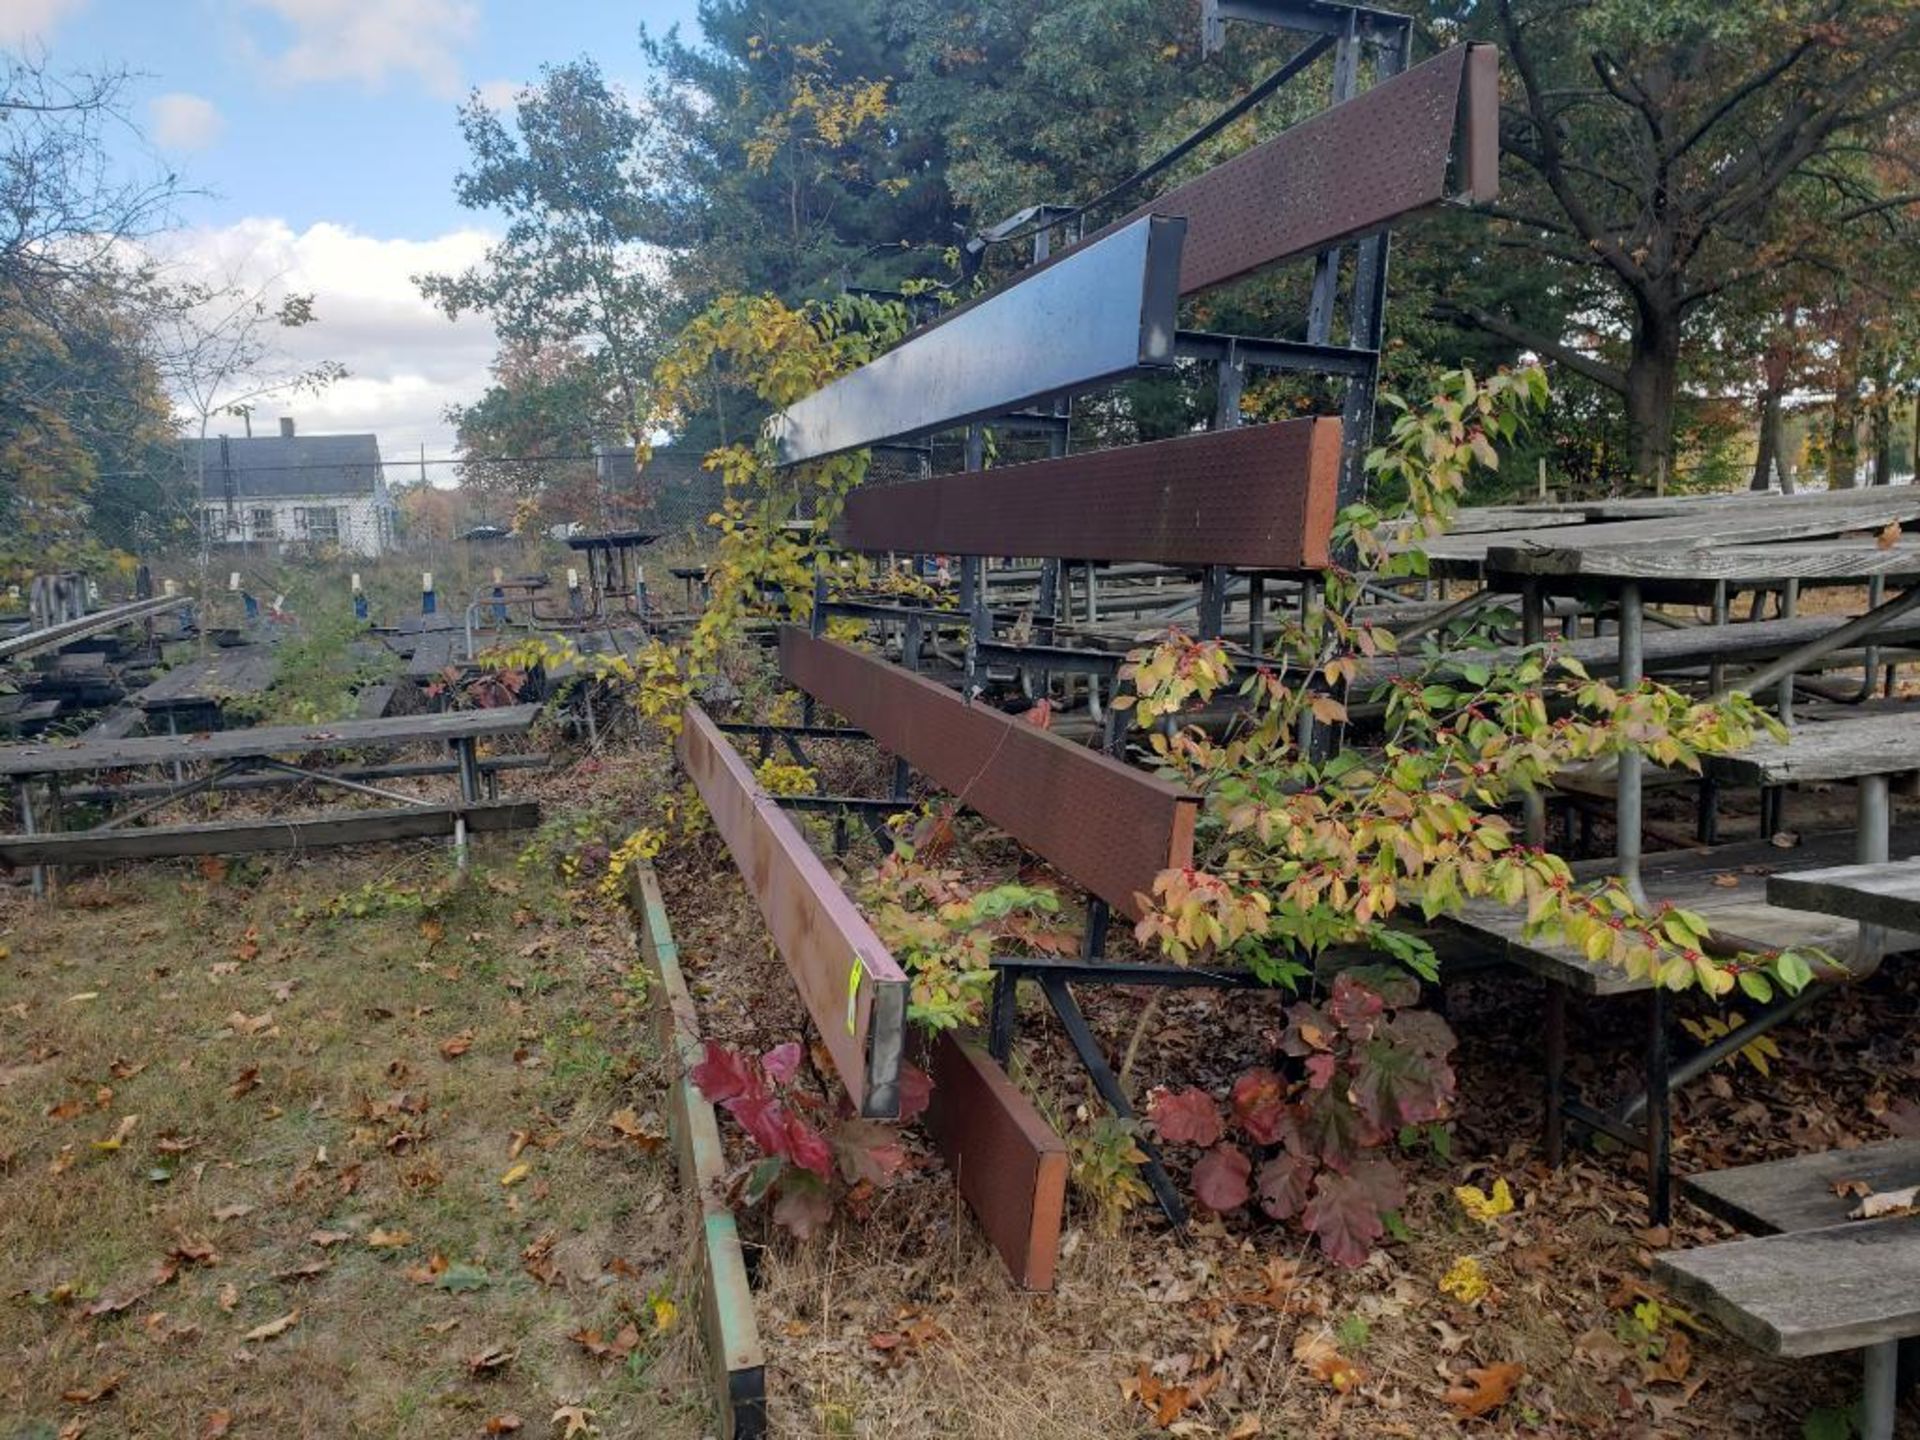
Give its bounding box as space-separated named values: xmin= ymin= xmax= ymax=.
xmin=920 ymin=1031 xmax=1068 ymax=1292
xmin=1705 ymin=710 xmax=1920 ymax=786
xmin=0 ymin=801 xmax=539 ymax=864
xmin=1683 ymin=1140 xmax=1920 ymax=1236
xmin=56 ymin=753 xmax=547 ymax=806
xmin=1486 ymin=538 xmax=1920 ymax=584
xmin=0 ymin=704 xmax=541 ymax=777
xmin=1769 ymin=857 xmax=1920 ymax=933
xmin=1358 ymin=613 xmax=1920 ymax=688
xmin=1654 ymin=1216 xmax=1920 ymax=1356
xmin=675 ymin=703 xmax=908 ymax=1118
xmin=134 ymin=645 xmax=277 ymax=708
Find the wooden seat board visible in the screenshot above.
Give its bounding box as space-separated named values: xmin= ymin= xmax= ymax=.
xmin=1705 ymin=709 xmax=1920 ymax=786
xmin=1653 ymin=1216 xmax=1920 ymax=1357
xmin=1769 ymin=857 xmax=1920 ymax=933
xmin=1682 ymin=1139 xmax=1920 ymax=1236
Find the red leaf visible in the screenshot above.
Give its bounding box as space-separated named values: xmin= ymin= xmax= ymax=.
xmin=1229 ymin=1068 xmax=1287 ymax=1146
xmin=771 ymin=1175 xmax=834 ymax=1238
xmin=726 ymin=1092 xmax=787 ymax=1157
xmin=1351 ymin=1037 xmax=1456 ymax=1128
xmin=833 ymin=1119 xmax=907 ymax=1187
xmin=1303 ymin=1159 xmax=1406 ymax=1267
xmin=1191 ymin=1143 xmax=1252 ymax=1213
xmin=1304 ymin=1053 xmax=1338 ymax=1091
xmin=760 ymin=1042 xmax=803 ymax=1085
xmin=1327 ymin=973 xmax=1386 ymax=1039
xmin=1256 ymin=1151 xmax=1315 ymax=1221
xmin=1151 ymin=1087 xmax=1224 ymax=1147
xmin=895 ymin=1062 xmax=933 ymax=1123
xmin=781 ymin=1109 xmax=835 ymax=1180
xmin=1279 ymin=1001 xmax=1336 ymax=1056
xmin=690 ymin=1041 xmax=760 ymax=1105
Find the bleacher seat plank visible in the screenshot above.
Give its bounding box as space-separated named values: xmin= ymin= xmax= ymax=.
xmin=1769 ymin=858 xmax=1920 ymax=933
xmin=1653 ymin=1216 xmax=1920 ymax=1356
xmin=779 ymin=627 xmax=1197 ymax=918
xmin=835 ymin=418 xmax=1339 ymax=569
xmin=1683 ymin=1139 xmax=1920 ymax=1236
xmin=1704 ymin=709 xmax=1920 ymax=787
xmin=0 ymin=801 xmax=539 ymax=864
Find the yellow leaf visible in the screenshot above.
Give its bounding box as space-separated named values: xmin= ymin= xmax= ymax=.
xmin=1439 ymin=1255 xmax=1489 ymax=1305
xmin=500 ymin=1163 xmax=531 ymax=1188
xmin=651 ymin=1295 xmax=677 ymax=1333
xmin=1454 ymin=1177 xmax=1515 ymax=1224
xmin=92 ymin=1114 xmax=139 ymax=1152
xmin=366 ymin=1227 xmax=413 ymax=1249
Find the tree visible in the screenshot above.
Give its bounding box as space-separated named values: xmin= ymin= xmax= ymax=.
xmin=416 ymin=62 xmax=669 ymax=429
xmin=1438 ymin=0 xmax=1920 ymax=484
xmin=446 ymin=339 xmax=612 ymax=532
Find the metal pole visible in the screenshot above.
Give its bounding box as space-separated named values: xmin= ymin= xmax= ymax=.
xmin=1857 ymin=773 xmax=1891 ymax=970
xmin=17 ymin=780 xmax=43 ymax=899
xmin=1521 ymin=582 xmax=1546 ymax=848
xmin=1775 ymin=580 xmax=1798 ymax=724
xmin=1862 ymin=1339 xmax=1897 ymax=1440
xmin=1617 ymin=583 xmax=1649 ymax=909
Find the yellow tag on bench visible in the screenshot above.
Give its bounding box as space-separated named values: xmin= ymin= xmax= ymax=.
xmin=845 ymin=955 xmax=864 ymax=1036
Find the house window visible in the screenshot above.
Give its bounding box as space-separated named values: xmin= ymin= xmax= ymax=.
xmin=295 ymin=506 xmax=341 ymax=544
xmin=204 ymin=508 xmax=239 ymax=541
xmin=250 ymin=508 xmax=276 ymax=540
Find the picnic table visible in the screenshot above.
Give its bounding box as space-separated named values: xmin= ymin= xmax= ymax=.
xmin=1 ymin=705 xmax=543 ymax=893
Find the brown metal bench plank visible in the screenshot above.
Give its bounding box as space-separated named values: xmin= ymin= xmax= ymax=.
xmin=835 ymin=417 xmax=1340 ymax=569
xmin=1654 ymin=1216 xmax=1920 ymax=1357
xmin=675 ymin=703 xmax=908 ymax=1118
xmin=778 ymin=628 xmax=1197 ymax=918
xmin=921 ymin=1031 xmax=1068 ymax=1291
xmin=1683 ymin=1140 xmax=1920 ymax=1236
xmin=1082 ymin=43 xmax=1497 ymax=295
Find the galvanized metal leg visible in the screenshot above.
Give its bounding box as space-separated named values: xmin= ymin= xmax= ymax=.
xmin=1247 ymin=573 xmax=1265 ymax=656
xmin=1862 ymin=574 xmax=1885 ymax=699
xmin=1863 ymin=1339 xmax=1898 ymax=1440
xmin=454 ymin=738 xmax=480 ymax=870
xmin=1776 ymin=580 xmax=1799 ymax=724
xmin=1037 ymin=974 xmax=1188 ymax=1228
xmin=1857 ymin=773 xmax=1891 ymax=968
xmin=1645 ymin=986 xmax=1672 ymax=1226
xmin=1544 ymin=982 xmax=1567 ymax=1166
xmin=16 ymin=780 xmax=44 ymax=899
xmin=1708 ymin=581 xmax=1728 ymax=694
xmin=1617 ymin=582 xmax=1649 ymax=909
xmin=1521 ymin=582 xmax=1546 ymax=849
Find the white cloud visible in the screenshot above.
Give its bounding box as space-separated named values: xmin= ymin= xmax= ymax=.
xmin=154 ymin=217 xmax=500 ymax=465
xmin=238 ymin=0 xmax=479 ymax=97
xmin=0 ymin=0 xmax=88 ymax=48
xmin=474 ymin=78 xmax=519 ymax=112
xmin=149 ymin=92 xmax=224 ymax=151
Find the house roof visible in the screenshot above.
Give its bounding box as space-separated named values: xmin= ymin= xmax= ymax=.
xmin=185 ymin=433 xmax=384 ymax=501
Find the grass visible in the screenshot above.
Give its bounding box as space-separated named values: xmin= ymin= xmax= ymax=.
xmin=0 ymin=837 xmax=708 ymax=1439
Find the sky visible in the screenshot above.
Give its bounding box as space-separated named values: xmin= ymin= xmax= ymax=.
xmin=2 ymin=0 xmax=705 ymax=468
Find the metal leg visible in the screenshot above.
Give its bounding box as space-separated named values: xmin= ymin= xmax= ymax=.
xmin=1544 ymin=983 xmax=1567 ymax=1167
xmin=1696 ymin=778 xmax=1719 ymax=845
xmin=16 ymin=780 xmax=44 ymax=899
xmin=453 ymin=738 xmax=480 ymax=871
xmin=987 ymin=971 xmax=1018 ymax=1064
xmin=1864 ymin=1340 xmax=1899 ymax=1440
xmin=1776 ymin=579 xmax=1799 ymax=724
xmin=1082 ymin=899 xmax=1110 ymax=961
xmin=1038 ymin=975 xmax=1188 ymax=1228
xmin=1617 ymin=582 xmax=1649 ymax=909
xmin=1521 ymin=582 xmax=1547 ymax=848
xmin=1857 ymin=774 xmax=1891 ymax=969
xmin=1645 ymin=987 xmax=1671 ymax=1226
xmin=891 ymin=757 xmax=910 ymax=801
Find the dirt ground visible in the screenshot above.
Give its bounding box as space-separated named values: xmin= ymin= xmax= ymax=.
xmin=653 ymin=736 xmax=1920 ymax=1440
xmin=0 ymin=764 xmax=707 ymax=1439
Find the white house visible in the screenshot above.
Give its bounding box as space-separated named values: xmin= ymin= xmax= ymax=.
xmin=186 ymin=418 xmax=397 ymax=557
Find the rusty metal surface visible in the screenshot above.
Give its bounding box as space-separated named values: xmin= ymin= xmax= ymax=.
xmin=921 ymin=1030 xmax=1068 ymax=1291
xmin=770 ymin=216 xmax=1184 ymax=466
xmin=778 ymin=629 xmax=1197 ymax=918
xmin=1087 ymin=43 xmax=1495 ymax=295
xmin=675 ymin=704 xmax=907 ymax=1118
xmin=833 ymin=416 xmax=1341 ymax=568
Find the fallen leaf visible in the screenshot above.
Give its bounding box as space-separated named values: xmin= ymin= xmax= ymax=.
xmin=211 ymin=1204 xmax=254 ymax=1222
xmin=217 ymin=1283 xmax=239 ymax=1312
xmin=1852 ymin=1184 xmax=1919 ymax=1220
xmin=92 ymin=1114 xmax=140 ymax=1152
xmin=1439 ymin=1255 xmax=1489 ymax=1305
xmin=200 ymin=1411 xmax=233 ymax=1438
xmin=1454 ymin=1177 xmax=1515 ymax=1224
xmin=308 ymin=1229 xmax=352 ymax=1247
xmin=1644 ymin=1329 xmax=1693 ymax=1384
xmin=242 ymin=1309 xmax=300 ymax=1343
xmin=366 ymin=1226 xmax=413 ymax=1249
xmin=500 ymin=1163 xmax=531 ymax=1188
xmin=1294 ymin=1333 xmax=1365 ymax=1393
xmin=440 ymin=1031 xmax=475 ymax=1060
xmin=551 ymin=1407 xmax=597 ymax=1438
xmin=272 ymin=1259 xmax=330 ymax=1283
xmin=61 ymin=1373 xmax=123 ymax=1404
xmin=1444 ymin=1361 xmax=1524 ymax=1418
xmin=570 ymin=1325 xmax=640 ymax=1361
xmin=169 ymin=1236 xmax=219 ymax=1267
xmin=485 ymin=1417 xmax=524 ymax=1435
xmin=467 ymin=1344 xmax=516 ymax=1375
xmin=228 ymin=1068 xmax=261 ymax=1100
xmin=1878 ymin=520 xmax=1902 ymax=550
